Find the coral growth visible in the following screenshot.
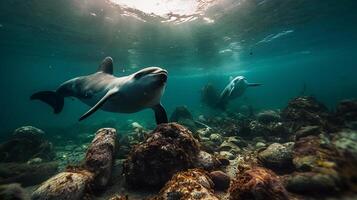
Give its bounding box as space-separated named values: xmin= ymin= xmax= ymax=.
xmin=229 ymin=167 xmax=289 ymax=200
xmin=281 ymin=96 xmax=331 ymax=131
xmin=123 ymin=123 xmax=201 ymax=188
xmin=152 ymin=169 xmax=218 ymax=200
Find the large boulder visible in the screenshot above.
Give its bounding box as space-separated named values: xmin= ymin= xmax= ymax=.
xmin=0 ymin=183 xmax=30 ymax=200
xmin=281 ymin=96 xmax=331 ymax=131
xmin=123 ymin=123 xmax=201 ymax=188
xmin=84 ymin=128 xmax=117 ymax=190
xmin=229 ymin=167 xmax=289 ymax=200
xmin=284 ymin=171 xmax=341 ymax=194
xmin=258 ymin=143 xmax=294 ymax=172
xmin=335 ymin=99 xmax=357 ymax=129
xmin=257 ymin=110 xmax=281 ymax=124
xmin=152 ymin=169 xmax=219 ymax=200
xmin=0 ymin=126 xmax=55 ymax=162
xmin=31 ymin=170 xmax=94 ymax=200
xmin=0 ymin=162 xmax=58 ymax=186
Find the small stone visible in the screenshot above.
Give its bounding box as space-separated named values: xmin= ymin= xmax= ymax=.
xmin=209 ymin=171 xmax=231 ymax=191
xmin=219 ymin=141 xmax=240 ymax=154
xmin=210 ymin=133 xmax=223 ymax=145
xmin=27 ymin=157 xmax=43 ymax=165
xmin=295 ymin=125 xmax=322 ymax=140
xmin=255 ymin=142 xmax=266 ymax=148
xmin=219 ymin=151 xmax=235 ymax=160
xmin=195 ymin=151 xmax=220 ymax=170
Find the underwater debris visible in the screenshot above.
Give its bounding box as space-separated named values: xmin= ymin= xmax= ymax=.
xmin=0 ymin=183 xmax=30 ymax=200
xmin=32 ymin=128 xmax=117 ymax=199
xmin=152 ymin=169 xmax=219 ymax=200
xmin=0 ymin=162 xmax=58 ymax=186
xmin=258 ymin=142 xmax=294 ymax=172
xmin=123 ymin=123 xmax=201 ymax=188
xmin=229 ymin=167 xmax=289 ymax=200
xmin=0 ymin=126 xmax=55 ymax=162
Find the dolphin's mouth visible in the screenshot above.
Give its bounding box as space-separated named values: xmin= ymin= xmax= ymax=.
xmin=155 ymin=69 xmax=168 ymax=83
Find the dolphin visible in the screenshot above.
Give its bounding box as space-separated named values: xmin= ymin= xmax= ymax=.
xmin=30 ymin=57 xmax=168 ymax=124
xmin=216 ymin=76 xmax=262 ymax=109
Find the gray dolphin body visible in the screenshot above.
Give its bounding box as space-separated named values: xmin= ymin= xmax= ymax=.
xmin=31 ymin=57 xmax=168 ymax=124
xmin=217 ymin=76 xmax=262 ymax=109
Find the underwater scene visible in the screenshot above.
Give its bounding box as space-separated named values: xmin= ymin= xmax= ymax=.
xmin=0 ymin=0 xmax=357 ymax=199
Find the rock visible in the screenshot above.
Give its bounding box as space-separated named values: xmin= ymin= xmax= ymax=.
xmin=284 ymin=172 xmax=341 ymax=194
xmin=336 ymin=99 xmax=357 ymax=125
xmin=153 ymin=169 xmax=219 ymax=200
xmin=31 ymin=170 xmax=94 ymax=200
xmin=258 ymin=143 xmax=294 ymax=171
xmin=229 ymin=167 xmax=289 ymax=200
xmin=219 ymin=141 xmax=240 ymax=154
xmin=209 ymin=171 xmax=231 ymax=191
xmin=249 ymin=121 xmax=290 ymax=139
xmin=219 ymin=151 xmax=235 ymax=160
xmin=281 ymin=96 xmax=331 ymax=131
xmin=84 ymin=128 xmax=117 ymax=190
xmin=0 ymin=126 xmax=55 ymax=162
xmin=195 ymin=151 xmax=221 ymax=171
xmin=293 ymin=135 xmax=339 ymax=172
xmin=0 ymin=183 xmax=30 ymax=200
xmin=26 ymin=157 xmax=43 ymax=165
xmin=295 ymin=125 xmax=322 ymax=140
xmin=169 ymin=106 xmax=193 ymax=122
xmin=32 ymin=128 xmax=118 ymax=199
xmin=109 ymin=195 xmax=128 ymax=200
xmin=255 ymin=142 xmax=266 ymax=148
xmin=200 ymin=140 xmax=217 ymax=153
xmin=0 ymin=162 xmax=58 ymax=186
xmin=333 ymin=130 xmax=357 ymax=160
xmin=257 ymin=110 xmax=281 ymax=124
xmin=210 ymin=133 xmax=223 ymax=145
xmin=123 ymin=123 xmax=200 ymax=188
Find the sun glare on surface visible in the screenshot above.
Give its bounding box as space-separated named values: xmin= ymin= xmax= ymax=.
xmin=110 ymin=0 xmax=199 ymax=16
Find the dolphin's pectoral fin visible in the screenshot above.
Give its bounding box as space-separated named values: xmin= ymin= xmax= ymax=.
xmin=97 ymin=57 xmax=113 ymax=74
xmin=153 ymin=104 xmax=168 ymax=124
xmin=79 ymin=87 xmax=119 ymax=121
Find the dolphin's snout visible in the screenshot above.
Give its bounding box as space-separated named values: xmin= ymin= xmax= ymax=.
xmin=155 ymin=69 xmax=168 ymax=83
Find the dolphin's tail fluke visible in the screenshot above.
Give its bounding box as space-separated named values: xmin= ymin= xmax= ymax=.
xmin=247 ymin=83 xmax=262 ymax=87
xmin=31 ymin=91 xmax=64 ymax=114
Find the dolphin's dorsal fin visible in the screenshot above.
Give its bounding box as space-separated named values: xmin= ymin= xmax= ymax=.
xmin=79 ymin=87 xmax=119 ymax=121
xmin=98 ymin=57 xmax=114 ymax=74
